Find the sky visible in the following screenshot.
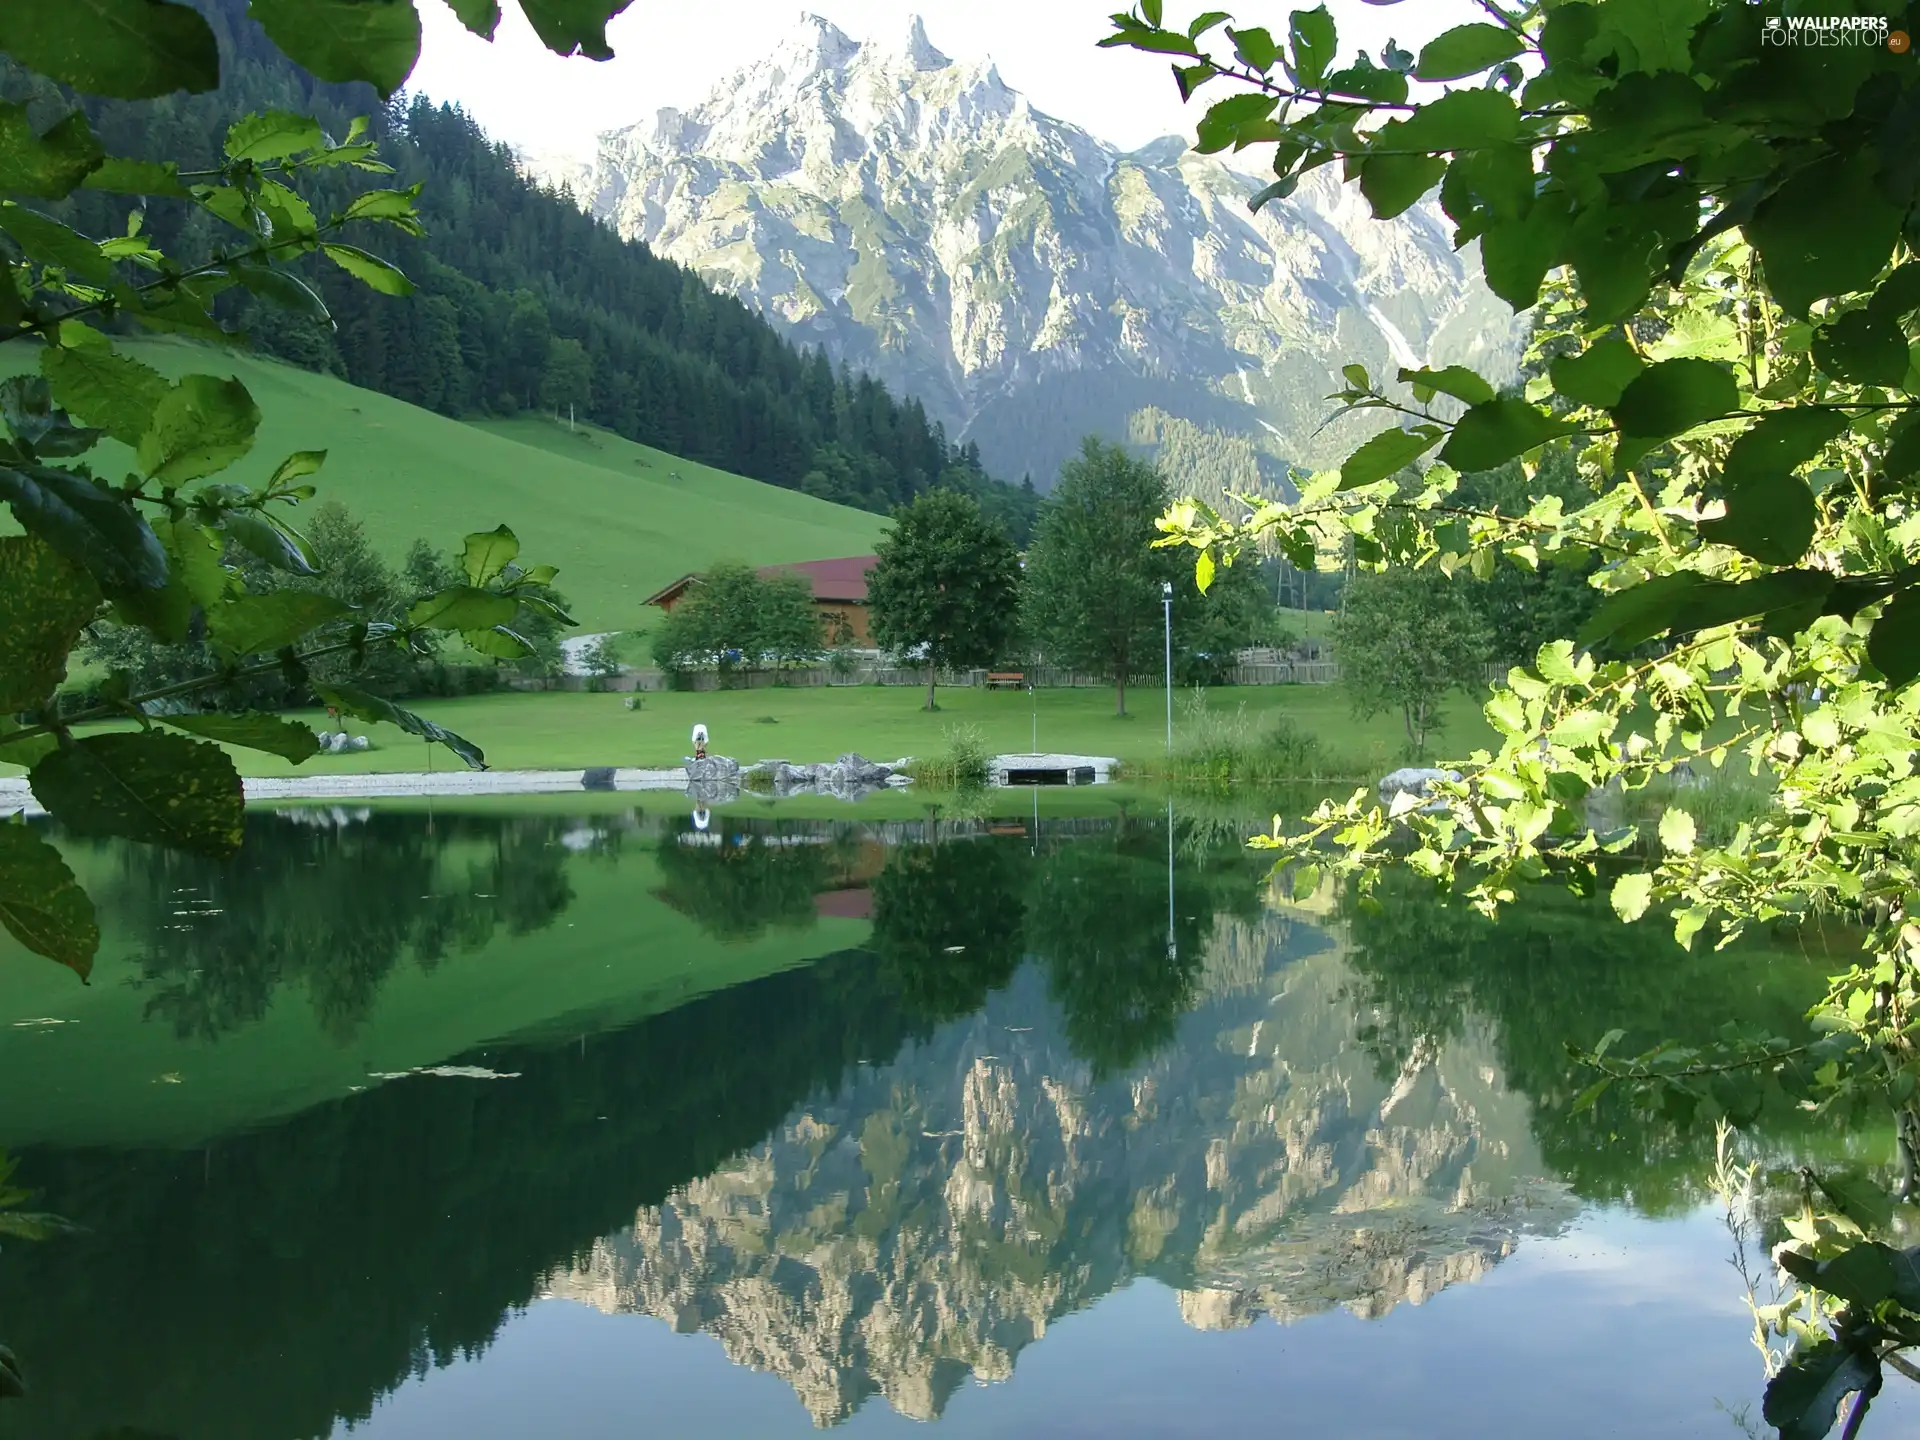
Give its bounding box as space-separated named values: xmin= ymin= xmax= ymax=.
xmin=406 ymin=0 xmax=1488 ymax=157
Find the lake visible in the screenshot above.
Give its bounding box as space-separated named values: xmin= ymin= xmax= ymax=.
xmin=0 ymin=795 xmax=1907 ymax=1439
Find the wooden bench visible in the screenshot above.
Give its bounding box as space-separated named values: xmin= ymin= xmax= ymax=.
xmin=985 ymin=672 xmax=1026 ymax=690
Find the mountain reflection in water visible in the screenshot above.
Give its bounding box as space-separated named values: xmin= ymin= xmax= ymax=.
xmin=0 ymin=802 xmax=1854 ymax=1437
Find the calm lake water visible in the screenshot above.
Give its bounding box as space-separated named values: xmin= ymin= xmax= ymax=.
xmin=0 ymin=795 xmax=1910 ymax=1439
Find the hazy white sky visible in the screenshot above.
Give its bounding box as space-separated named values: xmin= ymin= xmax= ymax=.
xmin=407 ymin=0 xmax=1486 ymax=155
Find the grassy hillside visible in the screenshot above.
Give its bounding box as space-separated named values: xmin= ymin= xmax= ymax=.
xmin=1 ymin=339 xmax=888 ymax=631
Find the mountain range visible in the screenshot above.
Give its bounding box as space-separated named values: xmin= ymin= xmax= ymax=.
xmin=543 ymin=903 xmax=1575 ymax=1426
xmin=531 ymin=14 xmax=1522 ymax=493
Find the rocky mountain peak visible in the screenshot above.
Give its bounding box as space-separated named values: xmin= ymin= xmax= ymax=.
xmin=534 ymin=21 xmax=1522 ymax=488
xmin=886 ymin=14 xmax=949 ymax=71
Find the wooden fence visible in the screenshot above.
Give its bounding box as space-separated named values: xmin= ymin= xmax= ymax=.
xmin=507 ymin=652 xmax=1506 ymax=694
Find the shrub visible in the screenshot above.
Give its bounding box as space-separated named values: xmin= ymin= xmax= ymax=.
xmin=906 ymin=723 xmax=992 ymax=787
xmin=1159 ymin=691 xmax=1327 ymax=786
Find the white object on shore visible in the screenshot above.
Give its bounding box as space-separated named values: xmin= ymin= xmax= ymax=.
xmin=1377 ymin=767 xmax=1462 ymax=797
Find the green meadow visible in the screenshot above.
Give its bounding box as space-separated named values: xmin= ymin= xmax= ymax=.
xmin=0 ymin=338 xmax=887 ymax=632
xmin=1 ymin=684 xmax=1497 ymax=781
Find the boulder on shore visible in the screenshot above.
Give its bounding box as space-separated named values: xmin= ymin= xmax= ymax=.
xmin=761 ymin=752 xmax=899 ymax=800
xmin=684 ymin=755 xmax=741 ymax=783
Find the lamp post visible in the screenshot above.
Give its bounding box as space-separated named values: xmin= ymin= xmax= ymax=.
xmin=1166 ymin=795 xmax=1176 ymax=964
xmin=1162 ymin=580 xmax=1173 ymax=756
xmin=1031 ymin=653 xmax=1038 ymax=754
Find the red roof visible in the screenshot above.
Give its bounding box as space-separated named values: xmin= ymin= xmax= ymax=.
xmin=641 ymin=556 xmax=877 ymax=610
xmin=757 ymin=556 xmax=877 ymax=604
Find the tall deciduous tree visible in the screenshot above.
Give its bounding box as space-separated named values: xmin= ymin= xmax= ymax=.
xmin=1024 ymin=439 xmax=1173 ymax=716
xmin=1332 ymin=567 xmax=1492 ymax=757
xmin=868 ymin=489 xmax=1023 ymax=711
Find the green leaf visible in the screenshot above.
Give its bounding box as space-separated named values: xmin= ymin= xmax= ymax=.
xmin=80 ymin=156 xmax=190 ymax=198
xmin=0 ymin=718 xmax=57 ymax=770
xmin=0 ymin=1210 xmax=82 ymax=1241
xmin=1286 ymin=5 xmax=1334 ymax=88
xmin=1568 ymin=1076 xmax=1613 ymax=1114
xmin=1339 ymin=425 xmax=1444 ymax=488
xmin=1397 ymin=365 xmax=1494 ymax=406
xmin=1438 ymin=399 xmax=1576 ymax=473
xmin=1548 ymin=336 xmax=1644 ymax=408
xmin=247 ymin=0 xmax=422 ymax=97
xmin=0 ymin=823 xmax=99 ymax=978
xmin=1814 ymin=309 xmax=1910 ymax=387
xmin=1749 ymin=153 xmax=1904 ymax=318
xmin=408 ymin=584 xmax=516 ymax=631
xmin=0 ymin=104 xmax=104 ymax=199
xmin=1592 ymin=0 xmax=1707 ymax=76
xmin=230 ymin=263 xmax=332 ymax=325
xmin=0 ymin=0 xmax=220 ymax=99
xmin=223 ymin=109 xmax=324 ymax=162
xmin=1323 ymin=57 xmax=1407 ymax=105
xmin=1580 ymin=572 xmax=1709 ymax=649
xmin=0 ymin=535 xmax=101 ymax=711
xmin=462 ymin=624 xmax=535 ymax=658
xmin=1610 ymin=358 xmax=1737 ymax=439
xmin=1657 ymin=807 xmax=1695 ymax=856
xmin=1868 ymin=263 xmax=1920 ymax=326
xmin=39 ymin=325 xmax=169 ymax=446
xmin=1817 ymin=1173 xmax=1898 ymax=1235
xmin=341 ymin=185 xmax=424 ymax=231
xmin=1359 ymin=152 xmax=1447 ymax=220
xmin=159 ymin=710 xmax=320 ymax=762
xmin=1677 ymin=570 xmax=1835 ymax=640
xmin=319 ymin=241 xmax=414 ymax=295
xmin=1479 ymin=190 xmax=1573 ymax=311
xmin=1537 ymin=639 xmax=1581 ymax=685
xmin=29 ymin=731 xmax=243 ymax=857
xmin=1194 ymin=549 xmax=1216 ymax=595
xmin=1439 ymin=144 xmax=1535 ymax=244
xmin=1699 ymin=472 xmax=1817 ymax=566
xmin=461 ymin=524 xmax=520 ymax=585
xmin=1414 ymin=23 xmax=1524 ymax=82
xmin=0 ymin=203 xmax=110 ymax=284
xmin=1779 ymin=1242 xmax=1914 ymax=1314
xmin=110 ymin=512 xmax=197 ymax=641
xmin=221 ymin=510 xmax=317 ymax=575
xmin=135 ymin=375 xmax=261 ymax=485
xmin=320 ymin=685 xmax=487 ymax=770
xmin=1381 ymin=89 xmax=1520 ymax=154
xmin=268 ymin=451 xmax=327 ymax=489
xmin=1724 ymin=408 xmax=1849 ymax=491
xmin=206 ymin=590 xmax=352 ymax=657
xmin=0 ymin=374 xmax=99 ymax=457
xmin=1611 ymin=871 xmax=1653 ymax=922
xmin=1227 ymin=25 xmax=1278 ymax=71
xmin=515 ymin=0 xmax=633 ymax=60
xmin=442 ymin=0 xmax=501 ymax=37
xmin=1764 ymin=1341 xmax=1880 ymax=1440
xmin=0 ymin=463 xmax=167 ymax=591
xmin=1867 ymin=587 xmax=1920 ymax=689
xmin=167 ymin=517 xmax=229 ymax=611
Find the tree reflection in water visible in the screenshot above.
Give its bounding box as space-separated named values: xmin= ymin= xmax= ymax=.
xmin=100 ymin=810 xmax=581 ymax=1044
